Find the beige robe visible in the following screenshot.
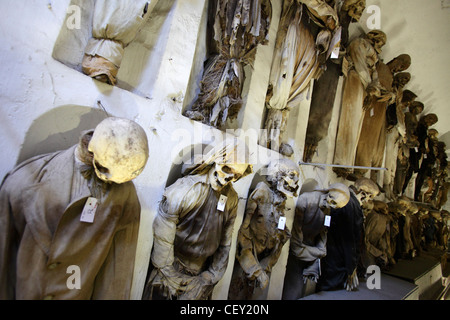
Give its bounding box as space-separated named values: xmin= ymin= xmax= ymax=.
xmin=0 ymin=145 xmax=140 ymax=300
xmin=333 ymin=37 xmax=379 ymax=169
xmin=82 ymin=0 xmax=150 ymax=84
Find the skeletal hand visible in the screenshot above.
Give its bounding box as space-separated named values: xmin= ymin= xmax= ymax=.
xmin=255 ymin=271 xmax=270 ymax=289
xmin=345 ymin=268 xmax=359 ymax=291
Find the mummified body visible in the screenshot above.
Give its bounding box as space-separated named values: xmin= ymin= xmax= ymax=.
xmin=185 ymin=0 xmax=272 ymax=128
xmin=0 ymin=118 xmax=149 ymax=299
xmin=303 ymin=0 xmax=367 ymax=162
xmin=144 ymin=139 xmax=252 ymax=300
xmin=354 ymin=54 xmax=411 ymax=182
xmin=82 ymin=0 xmax=151 ymax=85
xmin=333 ymin=30 xmax=386 ymax=177
xmin=261 ymin=0 xmax=339 ymax=155
xmin=282 ymin=182 xmax=350 ymax=300
xmin=228 ymin=159 xmax=300 ymax=300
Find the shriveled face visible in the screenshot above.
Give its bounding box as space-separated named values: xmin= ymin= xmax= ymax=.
xmin=393 ymin=72 xmax=411 ymax=88
xmin=209 ymin=163 xmax=249 ymax=191
xmin=366 ymin=30 xmax=387 ymax=54
xmin=354 ymin=178 xmax=379 ymax=207
xmin=344 ymin=0 xmax=366 ymax=21
xmin=388 ymin=54 xmax=411 ymax=73
xmin=267 ymin=159 xmax=300 ymax=198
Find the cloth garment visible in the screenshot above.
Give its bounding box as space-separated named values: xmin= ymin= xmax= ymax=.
xmin=261 ymin=2 xmax=324 ymax=150
xmin=333 ymin=36 xmax=379 ymax=171
xmin=144 ymin=174 xmax=238 ymax=300
xmin=0 ymin=143 xmax=140 ymax=300
xmin=354 ymin=60 xmax=393 ymax=177
xmin=282 ymin=191 xmax=327 ymax=300
xmin=82 ymin=0 xmax=150 ymax=84
xmin=228 ymin=182 xmax=290 ymax=300
xmin=319 ymin=191 xmax=363 ymax=291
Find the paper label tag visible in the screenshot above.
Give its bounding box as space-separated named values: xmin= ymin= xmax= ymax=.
xmin=278 ymin=216 xmax=287 ymax=230
xmin=217 ymin=195 xmax=228 ymax=212
xmin=328 ymin=27 xmax=342 ymax=60
xmin=415 ymin=147 xmax=419 ymax=152
xmin=80 ymin=197 xmax=98 ymax=223
xmin=424 ymin=154 xmax=427 ymax=159
xmin=370 ymin=108 xmax=375 ymax=117
xmin=324 ymin=215 xmax=331 ymax=227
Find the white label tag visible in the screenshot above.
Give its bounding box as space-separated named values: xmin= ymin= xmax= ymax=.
xmin=415 ymin=147 xmax=419 ymax=152
xmin=424 ymin=154 xmax=427 ymax=159
xmin=278 ymin=216 xmax=287 ymax=230
xmin=370 ymin=108 xmax=375 ymax=117
xmin=80 ymin=197 xmax=98 ymax=223
xmin=217 ymin=195 xmax=228 ymax=212
xmin=324 ymin=215 xmax=331 ymax=227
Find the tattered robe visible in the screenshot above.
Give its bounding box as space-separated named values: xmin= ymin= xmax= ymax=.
xmin=364 ymin=208 xmax=390 ymax=267
xmin=146 ymin=174 xmax=238 ymax=300
xmin=229 ymin=182 xmax=290 ymax=300
xmin=82 ymin=0 xmax=150 ymax=84
xmin=355 ymin=60 xmax=393 ymax=177
xmin=262 ymin=2 xmax=322 ymax=150
xmin=282 ymin=191 xmax=327 ymax=300
xmin=319 ymin=191 xmax=363 ymax=291
xmin=0 ymin=145 xmax=140 ymax=300
xmin=333 ymin=37 xmax=379 ymax=170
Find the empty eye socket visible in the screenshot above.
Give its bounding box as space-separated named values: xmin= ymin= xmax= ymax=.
xmin=94 ymin=161 xmax=109 ymax=174
xmin=221 ymin=165 xmax=233 ymax=174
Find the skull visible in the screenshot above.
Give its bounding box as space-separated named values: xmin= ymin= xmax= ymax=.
xmin=423 ymin=113 xmax=438 ymax=127
xmin=428 ymin=128 xmax=439 ymax=141
xmin=402 ymin=90 xmax=418 ymax=107
xmin=343 ymin=0 xmax=366 ymax=21
xmin=88 ymin=117 xmax=149 ymax=184
xmin=321 ymin=183 xmax=350 ymax=209
xmin=366 ymin=30 xmax=387 ymax=54
xmin=209 ymin=163 xmax=249 ymax=191
xmin=354 ymin=177 xmax=379 ymax=207
xmin=393 ymin=72 xmax=411 ymax=89
xmin=387 ymin=54 xmax=411 ymax=73
xmin=266 ymin=159 xmax=300 ymax=198
xmin=410 ymin=101 xmax=424 ymax=115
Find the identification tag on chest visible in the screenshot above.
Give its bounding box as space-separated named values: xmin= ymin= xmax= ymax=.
xmin=217 ymin=195 xmax=228 ymax=212
xmin=324 ymin=215 xmax=331 ymax=227
xmin=80 ymin=197 xmax=98 ymax=223
xmin=278 ymin=216 xmax=287 ymax=230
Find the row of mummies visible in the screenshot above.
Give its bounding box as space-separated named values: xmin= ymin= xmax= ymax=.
xmin=0 ymin=115 xmax=447 ymax=300
xmin=1 ymin=0 xmax=448 ymax=300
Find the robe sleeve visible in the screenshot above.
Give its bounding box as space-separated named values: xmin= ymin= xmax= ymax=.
xmin=91 ymin=183 xmax=141 ymax=300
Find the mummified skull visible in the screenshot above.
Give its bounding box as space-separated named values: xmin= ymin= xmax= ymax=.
xmin=209 ymin=163 xmax=249 ymax=191
xmin=320 ymin=183 xmax=350 ymax=209
xmin=343 ymin=0 xmax=366 ymax=21
xmin=393 ymin=72 xmax=411 ymax=89
xmin=354 ymin=177 xmax=379 ymax=206
xmin=88 ymin=117 xmax=149 ymax=184
xmin=366 ymin=30 xmax=387 ymax=54
xmin=387 ymin=54 xmax=412 ymax=73
xmin=266 ymin=159 xmax=300 ymax=198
